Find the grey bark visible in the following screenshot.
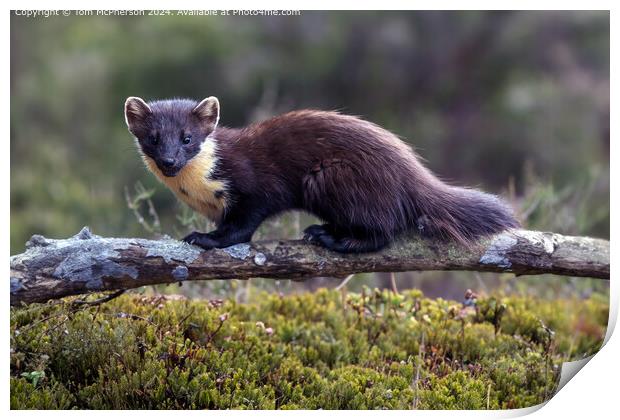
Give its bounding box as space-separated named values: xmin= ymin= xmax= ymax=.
xmin=10 ymin=227 xmax=609 ymax=306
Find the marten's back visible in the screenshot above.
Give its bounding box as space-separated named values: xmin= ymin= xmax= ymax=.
xmin=219 ymin=110 xmax=431 ymax=191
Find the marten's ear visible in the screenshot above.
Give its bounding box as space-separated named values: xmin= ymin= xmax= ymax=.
xmin=124 ymin=97 xmax=152 ymax=136
xmin=192 ymin=96 xmax=220 ymax=130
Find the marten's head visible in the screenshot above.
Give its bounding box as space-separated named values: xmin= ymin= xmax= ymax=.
xmin=124 ymin=97 xmax=220 ymax=177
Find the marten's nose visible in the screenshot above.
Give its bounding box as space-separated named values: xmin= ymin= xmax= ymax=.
xmin=162 ymin=158 xmax=176 ymax=168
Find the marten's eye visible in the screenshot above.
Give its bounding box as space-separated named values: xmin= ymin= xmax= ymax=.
xmin=182 ymin=135 xmax=192 ymax=145
xmin=149 ymin=135 xmax=158 ymax=146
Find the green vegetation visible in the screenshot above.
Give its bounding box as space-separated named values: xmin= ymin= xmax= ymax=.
xmin=11 ymin=288 xmax=608 ymax=409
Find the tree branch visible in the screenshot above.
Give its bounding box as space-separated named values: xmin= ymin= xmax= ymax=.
xmin=10 ymin=227 xmax=609 ymax=306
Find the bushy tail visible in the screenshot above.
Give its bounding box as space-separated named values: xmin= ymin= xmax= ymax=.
xmin=413 ymin=185 xmax=520 ymax=244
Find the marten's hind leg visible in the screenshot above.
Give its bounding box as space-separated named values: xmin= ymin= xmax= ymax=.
xmin=303 ymin=224 xmax=388 ymax=253
xmin=302 ymin=224 xmax=335 ymax=240
xmin=301 ymin=159 xmax=395 ymax=253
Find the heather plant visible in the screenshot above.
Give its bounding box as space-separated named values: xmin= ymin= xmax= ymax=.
xmin=11 ymin=288 xmax=607 ymax=409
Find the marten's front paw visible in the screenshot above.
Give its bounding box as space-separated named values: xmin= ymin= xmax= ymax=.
xmin=182 ymin=232 xmax=219 ymax=250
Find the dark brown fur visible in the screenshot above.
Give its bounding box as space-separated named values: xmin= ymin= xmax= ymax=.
xmin=210 ymin=110 xmax=518 ymax=252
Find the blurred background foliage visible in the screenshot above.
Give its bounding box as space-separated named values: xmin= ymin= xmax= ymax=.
xmin=10 ymin=11 xmax=609 ymax=301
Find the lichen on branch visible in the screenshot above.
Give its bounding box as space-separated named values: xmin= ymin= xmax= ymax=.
xmin=10 ymin=227 xmax=609 ymax=305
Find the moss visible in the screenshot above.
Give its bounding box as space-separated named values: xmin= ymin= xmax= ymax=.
xmin=10 ymin=288 xmax=607 ymax=409
xmin=418 ymin=371 xmax=491 ymax=409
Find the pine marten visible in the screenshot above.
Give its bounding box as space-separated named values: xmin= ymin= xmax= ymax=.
xmin=124 ymin=96 xmax=519 ymax=253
